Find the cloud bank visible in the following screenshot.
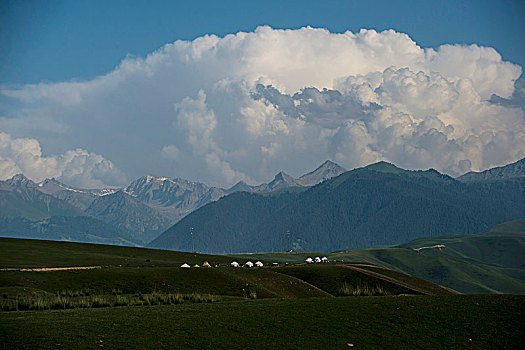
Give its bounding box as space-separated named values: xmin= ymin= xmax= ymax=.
xmin=1 ymin=26 xmax=523 ymax=187
xmin=0 ymin=132 xmax=125 ymax=188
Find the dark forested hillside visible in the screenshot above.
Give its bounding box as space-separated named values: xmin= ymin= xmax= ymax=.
xmin=150 ymin=162 xmax=525 ymax=253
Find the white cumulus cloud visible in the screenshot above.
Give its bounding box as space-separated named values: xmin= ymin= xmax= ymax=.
xmin=0 ymin=132 xmax=126 ymax=188
xmin=0 ymin=26 xmax=523 ymax=186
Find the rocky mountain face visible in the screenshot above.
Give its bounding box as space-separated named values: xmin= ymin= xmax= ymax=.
xmin=297 ymin=160 xmax=346 ymax=186
xmin=0 ymin=176 xmax=136 ymax=245
xmin=36 ymin=178 xmax=100 ymax=211
xmin=124 ymin=175 xmax=226 ymax=224
xmin=85 ymin=191 xmax=172 ymax=244
xmin=0 ymin=175 xmax=84 ymax=220
xmin=458 ymin=158 xmax=525 ymax=181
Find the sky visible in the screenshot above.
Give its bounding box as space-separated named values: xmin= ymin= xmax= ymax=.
xmin=0 ymin=0 xmax=524 ymax=188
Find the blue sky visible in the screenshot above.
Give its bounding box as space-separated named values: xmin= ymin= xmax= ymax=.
xmin=0 ymin=0 xmax=524 ymax=188
xmin=1 ymin=0 xmax=524 ymax=85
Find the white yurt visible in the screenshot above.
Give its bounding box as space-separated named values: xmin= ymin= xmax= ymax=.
xmin=230 ymin=261 xmax=240 ymax=268
xmin=244 ymin=261 xmax=254 ymax=268
xmin=305 ymin=257 xmax=313 ymax=263
xmin=314 ymin=257 xmax=321 ymax=263
xmin=255 ymin=261 xmax=264 ymax=267
xmin=321 ymin=257 xmax=328 ymax=262
xmin=180 ymin=263 xmax=191 ymax=268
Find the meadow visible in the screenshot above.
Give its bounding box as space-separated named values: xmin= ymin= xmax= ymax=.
xmin=1 ymin=295 xmax=523 ymax=349
xmin=1 ymin=237 xmax=524 ymax=349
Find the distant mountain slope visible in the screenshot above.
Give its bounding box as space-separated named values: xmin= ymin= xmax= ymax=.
xmin=5 ymin=175 xmax=118 ymax=211
xmin=150 ymin=163 xmax=525 ymax=253
xmin=0 ymin=216 xmax=138 ymax=246
xmin=0 ymin=177 xmax=141 ymax=246
xmin=85 ymin=191 xmax=173 ymax=244
xmin=0 ymin=176 xmax=84 ymax=220
xmin=36 ymin=178 xmax=102 ymax=210
xmin=458 ymin=157 xmax=525 ymax=181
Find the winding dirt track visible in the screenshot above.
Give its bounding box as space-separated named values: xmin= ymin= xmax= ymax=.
xmin=0 ymin=266 xmax=101 ymax=272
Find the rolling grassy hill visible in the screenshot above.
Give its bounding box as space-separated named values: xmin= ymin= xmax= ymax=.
xmin=398 ymin=219 xmax=525 ymax=268
xmin=0 ymin=237 xmax=450 ymax=300
xmin=1 ymin=238 xmax=523 ymax=349
xmin=231 ymin=220 xmax=525 ymax=294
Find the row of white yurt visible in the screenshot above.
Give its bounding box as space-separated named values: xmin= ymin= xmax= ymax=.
xmin=230 ymin=261 xmax=265 ymax=268
xmin=305 ymin=256 xmax=329 ymax=263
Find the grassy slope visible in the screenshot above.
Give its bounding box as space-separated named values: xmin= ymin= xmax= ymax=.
xmin=397 ymin=220 xmax=525 ymax=269
xmin=0 ymin=237 xmax=235 ymax=268
xmin=233 ymin=248 xmax=525 ymax=294
xmin=232 ymin=221 xmax=525 ymax=294
xmin=0 ymin=238 xmax=449 ymax=300
xmin=331 ymin=248 xmax=525 ymax=294
xmin=0 ymin=267 xmax=330 ymax=300
xmin=1 ymin=295 xmax=524 ymax=349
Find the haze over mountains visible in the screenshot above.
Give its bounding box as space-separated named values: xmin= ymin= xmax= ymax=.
xmin=0 ymin=160 xmax=346 ymax=245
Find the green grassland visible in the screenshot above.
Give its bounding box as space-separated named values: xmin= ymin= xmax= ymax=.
xmin=232 ymin=248 xmax=525 ymax=294
xmin=0 ymin=237 xmax=450 ymax=303
xmin=398 ymin=219 xmax=525 ymax=268
xmin=1 ymin=237 xmax=524 ymax=348
xmin=231 ymin=221 xmax=525 ymax=294
xmin=0 ymin=237 xmax=234 ymax=268
xmin=1 ymin=295 xmax=523 ymax=349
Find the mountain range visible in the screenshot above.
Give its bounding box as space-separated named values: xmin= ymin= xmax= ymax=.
xmin=1 ymin=158 xmax=524 ymax=249
xmin=149 ymin=160 xmax=525 ymax=253
xmin=0 ymin=160 xmax=346 ymax=245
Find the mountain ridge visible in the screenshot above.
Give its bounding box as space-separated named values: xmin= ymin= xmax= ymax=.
xmin=149 ymin=164 xmax=525 ymax=253
xmin=458 ymin=157 xmax=525 ymax=181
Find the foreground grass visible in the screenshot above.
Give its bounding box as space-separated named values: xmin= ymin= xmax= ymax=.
xmin=0 ymin=291 xmax=219 ymax=311
xmin=1 ymin=295 xmax=523 ymax=349
xmin=0 ymin=266 xmax=331 ymax=301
